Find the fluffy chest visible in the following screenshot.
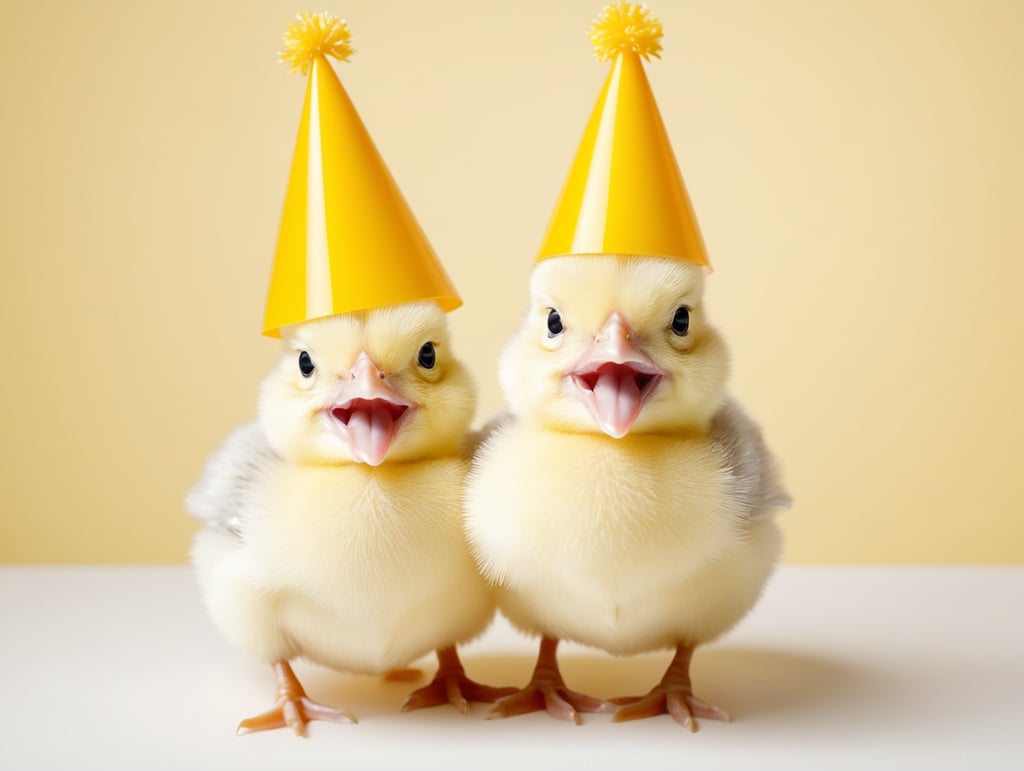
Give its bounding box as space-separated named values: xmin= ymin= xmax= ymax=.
xmin=467 ymin=427 xmax=741 ymax=591
xmin=255 ymin=458 xmax=468 ymax=593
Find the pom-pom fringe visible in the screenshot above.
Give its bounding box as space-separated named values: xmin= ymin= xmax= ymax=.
xmin=589 ymin=1 xmax=663 ymax=62
xmin=280 ymin=11 xmax=354 ymax=75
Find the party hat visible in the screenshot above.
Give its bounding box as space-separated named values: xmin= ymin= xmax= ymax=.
xmin=536 ymin=2 xmax=710 ymax=267
xmin=263 ymin=12 xmax=461 ymax=337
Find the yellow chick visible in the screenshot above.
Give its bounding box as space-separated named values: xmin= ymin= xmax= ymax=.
xmin=465 ymin=257 xmax=790 ymax=728
xmin=188 ymin=302 xmax=511 ymax=735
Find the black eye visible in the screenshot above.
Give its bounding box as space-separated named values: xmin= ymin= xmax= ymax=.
xmin=672 ymin=307 xmax=690 ymax=337
xmin=298 ymin=350 xmax=315 ymax=377
xmin=547 ymin=309 xmax=564 ymax=337
xmin=418 ymin=342 xmax=436 ymax=369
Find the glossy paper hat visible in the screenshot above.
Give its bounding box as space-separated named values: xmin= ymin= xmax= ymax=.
xmin=537 ymin=2 xmax=710 ymax=267
xmin=263 ymin=12 xmax=461 ymax=336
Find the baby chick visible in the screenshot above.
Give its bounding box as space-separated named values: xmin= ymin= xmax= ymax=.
xmin=465 ymin=256 xmax=790 ymax=728
xmin=188 ymin=301 xmax=511 ymax=735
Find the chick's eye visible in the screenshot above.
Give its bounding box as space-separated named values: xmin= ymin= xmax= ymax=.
xmin=547 ymin=309 xmax=564 ymax=337
xmin=418 ymin=342 xmax=436 ymax=369
xmin=672 ymin=307 xmax=690 ymax=337
xmin=298 ymin=350 xmax=315 ymax=377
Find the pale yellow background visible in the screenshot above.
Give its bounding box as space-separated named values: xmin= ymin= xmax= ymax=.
xmin=1 ymin=0 xmax=1021 ymax=564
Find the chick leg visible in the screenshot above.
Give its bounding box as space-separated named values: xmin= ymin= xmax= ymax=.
xmin=612 ymin=644 xmax=729 ymax=731
xmin=401 ymin=646 xmax=516 ymax=714
xmin=236 ymin=660 xmax=357 ymax=736
xmin=486 ymin=637 xmax=615 ymax=725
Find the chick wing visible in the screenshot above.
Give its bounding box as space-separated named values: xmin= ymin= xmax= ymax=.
xmin=185 ymin=421 xmax=279 ymax=537
xmin=709 ymin=398 xmax=792 ymax=518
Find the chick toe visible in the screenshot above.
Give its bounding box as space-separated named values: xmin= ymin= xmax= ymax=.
xmin=236 ymin=661 xmax=356 ymax=737
xmin=611 ymin=645 xmax=729 ymax=730
xmin=486 ymin=681 xmax=614 ymax=725
xmin=383 ymin=667 xmax=423 ymax=683
xmin=612 ymin=688 xmax=729 ymax=731
xmin=484 ymin=637 xmax=614 ymax=725
xmin=401 ymin=647 xmax=515 ymax=714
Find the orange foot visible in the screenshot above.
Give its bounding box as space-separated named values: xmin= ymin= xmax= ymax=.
xmin=402 ymin=646 xmax=516 ymax=714
xmin=612 ymin=644 xmax=729 ymax=731
xmin=237 ymin=660 xmax=356 ymax=737
xmin=485 ymin=637 xmax=615 ymax=725
xmin=383 ymin=667 xmax=423 ymax=683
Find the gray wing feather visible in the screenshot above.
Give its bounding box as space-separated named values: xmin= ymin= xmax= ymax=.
xmin=184 ymin=421 xmax=280 ymax=537
xmin=709 ymin=398 xmax=792 ymax=518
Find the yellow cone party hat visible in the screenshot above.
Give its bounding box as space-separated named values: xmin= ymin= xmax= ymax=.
xmin=536 ymin=2 xmax=709 ymax=267
xmin=263 ymin=12 xmax=461 ymax=336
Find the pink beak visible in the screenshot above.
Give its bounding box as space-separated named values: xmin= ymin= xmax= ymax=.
xmin=566 ymin=313 xmax=662 ymax=439
xmin=328 ymin=352 xmax=412 ymax=466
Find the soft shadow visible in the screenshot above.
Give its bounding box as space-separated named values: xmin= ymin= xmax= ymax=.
xmin=274 ymin=646 xmax=875 ymax=722
xmin=459 ymin=647 xmax=877 ymax=721
xmin=294 ymin=663 xmax=432 ymax=715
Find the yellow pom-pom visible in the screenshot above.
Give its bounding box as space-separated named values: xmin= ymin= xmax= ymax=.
xmin=589 ymin=1 xmax=663 ymax=62
xmin=279 ymin=11 xmax=354 ymax=75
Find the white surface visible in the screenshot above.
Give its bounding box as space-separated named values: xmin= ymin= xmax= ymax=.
xmin=1 ymin=566 xmax=1021 ymax=770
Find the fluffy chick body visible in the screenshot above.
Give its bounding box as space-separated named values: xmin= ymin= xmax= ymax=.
xmin=189 ymin=302 xmax=496 ymax=725
xmin=470 ymin=412 xmax=780 ymax=656
xmin=193 ymin=453 xmax=489 ymax=673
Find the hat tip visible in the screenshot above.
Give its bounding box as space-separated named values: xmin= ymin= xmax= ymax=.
xmin=279 ymin=11 xmax=354 ymax=76
xmin=589 ymin=1 xmax=663 ymax=62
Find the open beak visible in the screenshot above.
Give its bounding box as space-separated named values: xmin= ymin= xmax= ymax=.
xmin=566 ymin=313 xmax=662 ymax=439
xmin=328 ymin=352 xmax=413 ymax=466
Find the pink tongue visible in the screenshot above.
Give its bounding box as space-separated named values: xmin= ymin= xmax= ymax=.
xmin=346 ymin=404 xmax=396 ymax=466
xmin=592 ymin=369 xmax=642 ymax=438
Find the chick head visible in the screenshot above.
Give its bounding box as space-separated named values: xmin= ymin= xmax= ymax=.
xmin=500 ymin=256 xmax=728 ymax=438
xmin=259 ymin=301 xmax=475 ymax=466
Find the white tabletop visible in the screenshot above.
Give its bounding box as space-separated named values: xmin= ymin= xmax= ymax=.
xmin=1 ymin=566 xmax=1021 ymax=769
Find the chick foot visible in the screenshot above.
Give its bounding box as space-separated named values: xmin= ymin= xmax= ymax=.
xmin=383 ymin=667 xmax=423 ymax=683
xmin=612 ymin=644 xmax=729 ymax=731
xmin=486 ymin=637 xmax=615 ymax=725
xmin=237 ymin=660 xmax=357 ymax=736
xmin=402 ymin=646 xmax=515 ymax=714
